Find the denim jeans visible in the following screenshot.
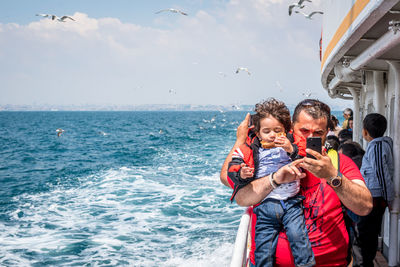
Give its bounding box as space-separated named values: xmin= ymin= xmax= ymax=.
xmin=253 ymin=196 xmax=315 ymax=267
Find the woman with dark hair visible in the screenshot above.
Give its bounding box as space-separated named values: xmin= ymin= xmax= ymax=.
xmin=327 ymin=115 xmax=342 ymax=136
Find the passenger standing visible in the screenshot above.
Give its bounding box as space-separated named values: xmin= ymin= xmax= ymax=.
xmin=352 ymin=113 xmax=395 ymax=267
xmin=342 ymin=108 xmax=353 ymax=129
xmin=327 ymin=115 xmax=341 ymax=136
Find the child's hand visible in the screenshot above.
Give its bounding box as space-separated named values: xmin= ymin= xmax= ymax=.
xmin=274 ymin=136 xmax=293 ymax=153
xmin=240 ymin=163 xmax=254 ymax=179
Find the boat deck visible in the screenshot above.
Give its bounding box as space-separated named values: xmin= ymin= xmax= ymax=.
xmin=374 ymin=251 xmax=388 ymax=267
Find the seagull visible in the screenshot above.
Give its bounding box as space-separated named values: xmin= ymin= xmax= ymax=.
xmin=36 ymin=14 xmax=75 ymax=22
xmin=302 ymin=91 xmax=313 ymax=97
xmin=218 ymin=72 xmax=227 ymax=78
xmin=236 ymin=67 xmax=251 ymax=75
xmin=57 ymin=16 xmax=75 ymax=22
xmin=288 ymin=3 xmax=305 ymax=16
xmin=295 ymin=11 xmax=324 ymax=19
xmin=169 ymin=89 xmax=177 ymax=94
xmin=56 ymin=128 xmax=64 ymax=137
xmin=155 ymin=8 xmax=188 ymax=16
xmin=232 ymin=104 xmax=241 ymax=110
xmin=298 ymin=0 xmax=312 ymax=4
xmin=276 ymin=81 xmax=284 ymax=92
xmin=36 ymin=14 xmax=57 ymax=20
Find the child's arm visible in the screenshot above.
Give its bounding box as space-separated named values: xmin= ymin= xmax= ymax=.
xmin=240 ymin=164 xmax=254 ymax=179
xmin=227 ymin=148 xmax=256 ymax=202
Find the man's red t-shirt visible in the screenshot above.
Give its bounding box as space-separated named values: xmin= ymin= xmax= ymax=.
xmin=244 ymin=154 xmax=364 ymax=266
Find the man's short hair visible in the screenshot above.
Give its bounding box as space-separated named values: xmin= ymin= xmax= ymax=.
xmin=343 ymin=108 xmax=353 ymax=116
xmin=363 ymin=113 xmax=387 ymax=138
xmin=253 ymin=98 xmax=292 ymax=133
xmin=292 ymin=99 xmax=333 ymax=130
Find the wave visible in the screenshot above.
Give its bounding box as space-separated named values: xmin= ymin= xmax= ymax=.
xmin=0 ymin=167 xmax=243 ymax=266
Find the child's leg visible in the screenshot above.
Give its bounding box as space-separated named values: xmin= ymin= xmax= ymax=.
xmin=282 ymin=196 xmax=315 ymax=267
xmin=253 ymin=200 xmax=283 ymax=267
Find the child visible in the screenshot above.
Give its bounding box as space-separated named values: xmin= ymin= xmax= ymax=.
xmin=228 ymin=98 xmax=315 ymax=267
xmin=353 ymin=113 xmax=395 ymax=267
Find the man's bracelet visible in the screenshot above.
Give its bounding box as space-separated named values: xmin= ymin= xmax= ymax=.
xmin=269 ymin=172 xmax=280 ymax=189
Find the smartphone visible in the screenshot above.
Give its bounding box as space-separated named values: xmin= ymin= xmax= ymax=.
xmin=306 ymin=137 xmax=322 ymax=159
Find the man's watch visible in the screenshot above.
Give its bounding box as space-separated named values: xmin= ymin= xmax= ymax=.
xmin=327 ymin=174 xmax=342 ymax=188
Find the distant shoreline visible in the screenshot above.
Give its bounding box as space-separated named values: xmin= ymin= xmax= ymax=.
xmin=0 ymin=104 xmax=347 ymax=112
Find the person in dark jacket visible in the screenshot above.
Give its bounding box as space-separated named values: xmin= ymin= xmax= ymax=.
xmin=353 ymin=113 xmax=395 ymax=267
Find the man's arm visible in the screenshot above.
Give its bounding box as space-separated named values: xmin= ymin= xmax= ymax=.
xmin=333 ymin=177 xmax=372 ymax=216
xmin=235 ymin=159 xmax=306 ymax=206
xmin=220 ymin=113 xmax=251 ymax=188
xmin=301 ymin=149 xmax=373 ymax=216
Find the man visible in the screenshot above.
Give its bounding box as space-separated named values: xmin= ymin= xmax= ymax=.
xmin=220 ymin=99 xmax=372 ymax=266
xmin=342 ymin=108 xmax=353 ymax=129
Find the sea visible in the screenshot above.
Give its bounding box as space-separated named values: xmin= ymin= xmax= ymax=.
xmin=0 ymin=110 xmax=344 ymax=266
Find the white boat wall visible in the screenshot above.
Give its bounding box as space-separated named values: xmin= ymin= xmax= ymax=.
xmin=321 ymin=0 xmax=400 ymax=266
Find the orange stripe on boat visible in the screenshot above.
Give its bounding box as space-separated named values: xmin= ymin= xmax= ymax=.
xmin=321 ymin=0 xmax=370 ymax=70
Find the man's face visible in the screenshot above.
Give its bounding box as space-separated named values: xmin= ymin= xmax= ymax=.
xmin=293 ymin=110 xmax=328 ymax=144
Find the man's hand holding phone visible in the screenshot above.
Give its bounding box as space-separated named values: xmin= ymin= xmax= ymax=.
xmin=300 ymin=137 xmax=337 ymax=179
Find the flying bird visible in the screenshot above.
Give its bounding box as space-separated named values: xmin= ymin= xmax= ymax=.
xmin=155 ymin=8 xmax=188 ymax=16
xmin=235 ymin=67 xmax=251 ymax=75
xmin=288 ymin=3 xmax=305 ymax=16
xmin=302 ymin=91 xmax=313 ymax=97
xmin=232 ymin=104 xmax=241 ymax=110
xmin=298 ymin=0 xmax=312 ymax=4
xmin=169 ymin=89 xmax=177 ymax=94
xmin=36 ymin=14 xmax=75 ymax=22
xmin=218 ymin=72 xmax=227 ymax=78
xmin=295 ymin=11 xmax=324 ymax=19
xmin=276 ymin=81 xmax=284 ymax=92
xmin=58 ymin=16 xmax=75 ymax=22
xmin=36 ymin=14 xmax=57 ymax=20
xmin=56 ymin=128 xmax=64 ymax=137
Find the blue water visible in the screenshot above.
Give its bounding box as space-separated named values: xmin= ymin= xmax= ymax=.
xmin=0 ymin=111 xmax=248 ymax=266
xmin=0 ymin=110 xmax=345 ymax=266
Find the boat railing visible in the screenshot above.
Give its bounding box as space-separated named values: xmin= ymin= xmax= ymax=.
xmin=230 ymin=207 xmax=252 ymax=267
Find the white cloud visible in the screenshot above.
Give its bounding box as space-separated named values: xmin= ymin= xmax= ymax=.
xmin=0 ymin=0 xmax=345 ymax=107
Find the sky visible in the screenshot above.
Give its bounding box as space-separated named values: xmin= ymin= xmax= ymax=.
xmin=0 ymin=0 xmax=352 ymax=109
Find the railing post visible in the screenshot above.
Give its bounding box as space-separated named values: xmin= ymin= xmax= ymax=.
xmin=230 ymin=208 xmax=252 ymax=267
xmin=387 ymin=60 xmax=400 ymax=267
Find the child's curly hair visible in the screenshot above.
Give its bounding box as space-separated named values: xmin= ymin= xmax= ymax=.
xmin=253 ymin=98 xmax=291 ymax=133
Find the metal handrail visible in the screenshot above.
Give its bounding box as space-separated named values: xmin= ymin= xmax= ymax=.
xmin=230 ymin=207 xmax=252 ymax=267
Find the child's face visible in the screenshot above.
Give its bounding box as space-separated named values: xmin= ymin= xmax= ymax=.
xmin=256 ymin=115 xmax=285 ymax=142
